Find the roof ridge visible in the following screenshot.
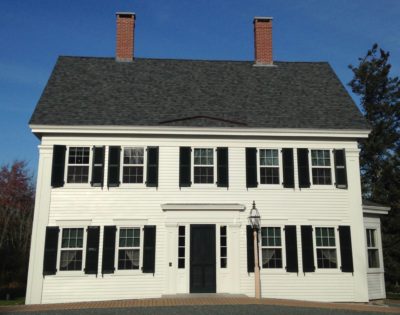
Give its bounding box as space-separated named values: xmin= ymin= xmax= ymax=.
xmin=57 ymin=55 xmax=329 ymax=64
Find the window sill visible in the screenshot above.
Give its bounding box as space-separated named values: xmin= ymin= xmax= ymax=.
xmin=112 ymin=270 xmax=143 ymax=276
xmin=53 ymin=272 xmax=89 ymax=277
xmin=367 ymin=268 xmax=384 ymax=274
xmin=258 ymin=185 xmax=285 ymax=190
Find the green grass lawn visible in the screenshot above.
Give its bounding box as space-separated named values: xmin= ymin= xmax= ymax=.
xmin=0 ymin=297 xmax=25 ymax=306
xmin=387 ymin=293 xmax=400 ymax=300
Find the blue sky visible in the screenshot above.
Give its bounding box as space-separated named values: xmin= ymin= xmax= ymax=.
xmin=0 ymin=0 xmax=399 ymax=174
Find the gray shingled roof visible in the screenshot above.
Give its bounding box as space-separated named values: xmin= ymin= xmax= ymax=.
xmin=29 ymin=56 xmax=369 ymax=130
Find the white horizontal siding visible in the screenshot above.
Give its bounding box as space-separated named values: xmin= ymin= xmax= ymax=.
xmin=367 ymin=272 xmax=386 ymax=300
xmin=33 ymin=135 xmax=369 ymax=303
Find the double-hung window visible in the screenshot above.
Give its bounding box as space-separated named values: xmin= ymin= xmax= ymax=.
xmin=315 ymin=227 xmax=337 ymax=269
xmin=311 ymin=150 xmax=332 ymax=185
xmin=67 ymin=147 xmax=90 ymax=183
xmin=193 ymin=148 xmax=214 ymax=184
xmin=122 ymin=147 xmax=144 ymax=184
xmin=117 ymin=227 xmax=141 ymax=270
xmin=259 ymin=149 xmax=280 ymax=184
xmin=366 ymin=229 xmax=380 ymax=268
xmin=261 ymin=227 xmax=283 ymax=268
xmin=59 ymin=228 xmax=84 ymax=271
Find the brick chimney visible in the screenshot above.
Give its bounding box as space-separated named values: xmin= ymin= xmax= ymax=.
xmin=253 ymin=17 xmax=273 ymax=65
xmin=116 ymin=12 xmax=136 ymax=62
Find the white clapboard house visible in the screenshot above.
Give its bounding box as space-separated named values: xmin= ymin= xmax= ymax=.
xmin=26 ymin=13 xmax=389 ymax=304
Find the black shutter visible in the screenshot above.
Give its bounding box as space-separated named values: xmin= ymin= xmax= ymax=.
xmin=91 ymin=147 xmax=105 ymax=187
xmin=246 ymin=148 xmax=258 ymax=188
xmin=282 ymin=148 xmax=295 ymax=188
xmin=301 ymin=225 xmax=315 ymax=272
xmin=85 ymin=226 xmax=100 ymax=275
xmin=43 ymin=226 xmax=59 ymax=275
xmin=334 ymin=149 xmax=348 ymax=189
xmin=51 ymin=145 xmax=66 ymax=188
xmin=102 ymin=226 xmax=116 ymax=274
xmin=179 ymin=147 xmax=191 ymax=187
xmin=339 ymin=226 xmax=354 ymax=272
xmin=108 ymin=146 xmax=121 ymax=187
xmin=217 ymin=147 xmax=229 ymax=187
xmin=285 ymin=225 xmax=298 ymax=273
xmin=246 ymin=225 xmax=255 ymax=272
xmin=146 ymin=147 xmax=159 ymax=187
xmin=142 ymin=226 xmax=156 ymax=273
xmin=297 ymin=148 xmax=310 ymax=188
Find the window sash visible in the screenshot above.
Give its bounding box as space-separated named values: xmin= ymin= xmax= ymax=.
xmin=261 ymin=227 xmax=283 ymax=269
xmin=193 ymin=148 xmax=215 ymax=184
xmin=58 ymin=227 xmax=85 ymax=272
xmin=258 ymin=149 xmax=281 ymax=185
xmin=66 ymin=147 xmax=91 ymax=184
xmin=121 ymin=147 xmax=145 ymax=184
xmin=310 ymin=150 xmax=333 ymax=186
xmin=117 ymin=227 xmax=141 ymax=270
xmin=315 ymin=227 xmax=337 ymax=269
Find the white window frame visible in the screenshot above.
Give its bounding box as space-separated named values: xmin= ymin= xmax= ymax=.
xmin=120 ymin=146 xmax=147 ymax=186
xmin=366 ymin=228 xmax=381 ymax=270
xmin=57 ymin=226 xmax=87 ymax=274
xmin=64 ymin=146 xmax=92 ymax=186
xmin=114 ymin=226 xmax=143 ymax=273
xmin=178 ymin=225 xmax=186 ymax=269
xmin=314 ymin=226 xmax=340 ymax=271
xmin=192 ymin=147 xmax=216 ymax=186
xmin=219 ymin=225 xmax=228 ymax=269
xmin=309 ymin=149 xmax=335 ymax=188
xmin=260 ymin=226 xmax=286 ymax=271
xmin=257 ymin=148 xmax=282 ymax=187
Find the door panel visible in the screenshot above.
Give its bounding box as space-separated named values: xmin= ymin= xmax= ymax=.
xmin=190 ymin=225 xmax=216 ymax=293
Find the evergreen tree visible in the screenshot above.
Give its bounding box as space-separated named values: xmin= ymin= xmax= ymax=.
xmin=349 ymin=44 xmax=400 ymax=291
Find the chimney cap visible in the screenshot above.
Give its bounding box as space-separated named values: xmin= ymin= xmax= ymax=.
xmin=253 ymin=16 xmax=273 ymax=22
xmin=116 ymin=12 xmax=136 ymax=17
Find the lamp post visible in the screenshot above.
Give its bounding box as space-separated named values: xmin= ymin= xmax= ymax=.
xmin=248 ymin=201 xmax=261 ymax=299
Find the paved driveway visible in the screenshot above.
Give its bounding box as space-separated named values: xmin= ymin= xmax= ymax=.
xmin=2 ymin=305 xmax=399 ymax=315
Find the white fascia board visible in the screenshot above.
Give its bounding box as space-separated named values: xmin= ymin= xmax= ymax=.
xmin=161 ymin=203 xmax=246 ymax=211
xmin=363 ymin=205 xmax=390 ymax=216
xmin=30 ymin=124 xmax=370 ymax=139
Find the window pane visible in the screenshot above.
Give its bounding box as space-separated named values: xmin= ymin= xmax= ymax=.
xmin=368 ymin=249 xmax=380 ymax=268
xmin=123 ymin=148 xmax=144 ymax=165
xmin=119 ymin=228 xmax=140 ymax=249
xmin=60 ymin=250 xmax=82 ymax=271
xmin=194 ymin=166 xmax=214 ymax=183
xmin=317 ymin=249 xmax=337 ymax=268
xmin=118 ymin=249 xmax=139 ymax=270
xmin=366 ymin=229 xmax=376 ymax=247
xmin=178 ymin=258 xmax=185 ymax=268
xmin=68 ymin=147 xmax=90 ymax=165
xmin=262 ymin=248 xmax=282 ymax=268
xmin=260 ymin=149 xmax=279 ymax=166
xmin=260 ymin=167 xmax=279 ymax=184
xmin=312 ymin=168 xmax=332 ymax=185
xmin=221 ymin=258 xmax=227 ymax=268
xmin=311 ymin=150 xmax=330 ymax=166
xmin=123 ymin=166 xmax=144 ymax=183
xmin=61 ymin=228 xmax=83 ymax=249
xmin=67 ymin=166 xmax=89 ymax=183
xmin=194 ymin=148 xmax=213 ymax=165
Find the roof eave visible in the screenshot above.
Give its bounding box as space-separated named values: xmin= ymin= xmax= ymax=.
xmin=30 ymin=124 xmax=370 ymax=139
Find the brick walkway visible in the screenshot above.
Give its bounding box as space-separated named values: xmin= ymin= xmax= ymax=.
xmin=1 ymin=295 xmax=399 ymax=314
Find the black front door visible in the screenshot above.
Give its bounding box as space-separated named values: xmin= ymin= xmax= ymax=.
xmin=190 ymin=224 xmax=216 ymax=293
